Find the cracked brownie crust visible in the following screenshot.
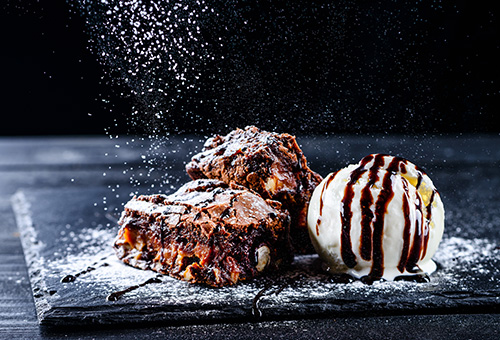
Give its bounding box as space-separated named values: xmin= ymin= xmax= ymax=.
xmin=186 ymin=126 xmax=323 ymax=253
xmin=113 ymin=179 xmax=293 ymax=287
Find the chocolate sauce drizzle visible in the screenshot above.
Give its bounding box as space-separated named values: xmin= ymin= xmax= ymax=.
xmin=397 ymin=180 xmax=412 ymax=273
xmin=339 ymin=170 xmax=360 ymax=268
xmin=106 ymin=275 xmax=163 ymax=301
xmin=251 ymin=281 xmax=277 ymax=318
xmin=251 ymin=272 xmax=304 ymax=318
xmin=60 ymin=254 xmax=112 ymax=283
xmin=422 ymin=190 xmax=436 ymax=259
xmin=359 ymin=155 xmax=384 ymax=260
xmin=251 ymin=266 xmax=429 ymax=318
xmin=59 ymin=252 xmax=163 ymax=301
xmin=339 ymin=154 xmax=376 ymax=269
xmin=317 ymin=154 xmax=438 ymax=281
xmin=369 ymin=157 xmax=396 ymax=277
xmin=315 ymin=170 xmax=339 ymax=236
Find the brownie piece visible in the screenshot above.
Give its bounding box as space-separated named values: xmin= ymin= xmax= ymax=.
xmin=114 ymin=179 xmax=293 ymax=287
xmin=186 ymin=126 xmax=323 ymax=253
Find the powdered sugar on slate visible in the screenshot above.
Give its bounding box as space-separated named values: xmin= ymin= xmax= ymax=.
xmin=43 ymin=223 xmax=500 ymax=315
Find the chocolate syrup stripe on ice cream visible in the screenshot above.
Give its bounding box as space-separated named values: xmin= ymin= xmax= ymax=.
xmin=339 ymin=154 xmax=375 ymax=268
xmin=315 ymin=154 xmax=438 ymax=279
xmin=315 ymin=171 xmax=338 ymax=237
xmin=398 ymin=179 xmax=412 ymax=273
xmin=369 ymin=156 xmax=398 ymax=278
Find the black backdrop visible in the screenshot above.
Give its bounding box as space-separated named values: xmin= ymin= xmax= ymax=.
xmin=1 ymin=0 xmax=499 ymax=136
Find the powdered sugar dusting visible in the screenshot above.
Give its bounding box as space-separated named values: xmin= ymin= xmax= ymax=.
xmin=436 ymin=236 xmax=499 ymax=265
xmin=434 ymin=237 xmax=500 ymax=284
xmin=41 ymin=224 xmax=499 ymax=315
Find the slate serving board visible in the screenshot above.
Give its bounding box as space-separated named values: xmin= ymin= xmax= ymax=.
xmin=12 ymin=188 xmax=500 ymax=327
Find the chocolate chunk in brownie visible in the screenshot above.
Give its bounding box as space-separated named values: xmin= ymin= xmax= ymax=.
xmin=113 ymin=179 xmax=293 ymax=287
xmin=185 ymin=126 xmax=323 ymax=253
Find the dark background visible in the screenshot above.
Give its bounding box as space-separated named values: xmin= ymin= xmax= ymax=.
xmin=1 ymin=0 xmax=499 ymax=136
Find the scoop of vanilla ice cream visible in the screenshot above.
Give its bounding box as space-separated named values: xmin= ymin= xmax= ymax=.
xmin=307 ymin=154 xmax=445 ymax=281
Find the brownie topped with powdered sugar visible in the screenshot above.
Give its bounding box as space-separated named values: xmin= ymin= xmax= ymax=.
xmin=186 ymin=126 xmax=323 ymax=253
xmin=114 ymin=179 xmax=293 ymax=287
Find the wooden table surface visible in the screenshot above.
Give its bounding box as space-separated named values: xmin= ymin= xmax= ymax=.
xmin=1 ymin=134 xmax=499 ymax=339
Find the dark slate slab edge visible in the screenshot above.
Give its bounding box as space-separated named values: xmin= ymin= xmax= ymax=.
xmin=11 ymin=191 xmax=52 ymax=325
xmin=11 ymin=189 xmax=500 ymax=327
xmin=10 ymin=190 xmax=257 ymax=327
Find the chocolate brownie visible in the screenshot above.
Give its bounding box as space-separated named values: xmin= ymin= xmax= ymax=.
xmin=113 ymin=179 xmax=293 ymax=287
xmin=186 ymin=126 xmax=323 ymax=253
